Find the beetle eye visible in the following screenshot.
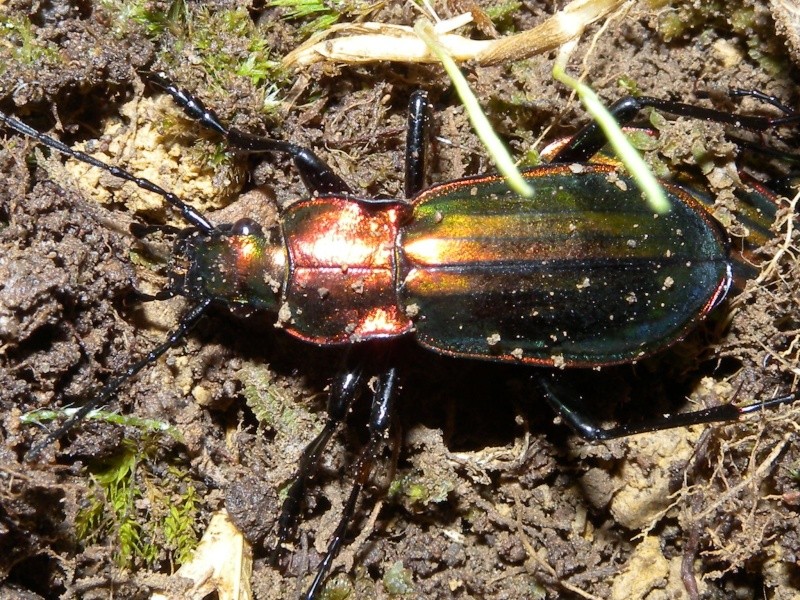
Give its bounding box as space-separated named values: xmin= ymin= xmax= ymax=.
xmin=231 ymin=218 xmax=263 ymax=237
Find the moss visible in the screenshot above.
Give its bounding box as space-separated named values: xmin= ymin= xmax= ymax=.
xmin=0 ymin=14 xmax=59 ymax=68
xmin=177 ymin=7 xmax=286 ymax=93
xmin=21 ymin=407 xmax=182 ymax=440
xmin=98 ymin=1 xmax=290 ymax=110
xmin=650 ymin=0 xmax=790 ymax=76
xmin=617 ymin=76 xmax=642 ymax=97
xmin=162 ymin=473 xmax=200 ymax=566
xmin=519 ymin=147 xmax=543 ymax=167
xmin=270 ymin=0 xmax=382 ymax=38
xmin=485 ymin=0 xmax=523 ymax=29
xmin=75 ymin=438 xmax=200 ymax=570
xmin=237 ymin=361 xmax=313 ymax=437
xmin=388 ymin=470 xmax=453 ymax=508
xmin=382 ymin=561 xmax=415 ymax=595
xmin=270 ymin=0 xmax=340 ymax=35
xmin=99 ymin=0 xmax=174 ymax=38
xmin=319 ymin=574 xmax=355 ymax=600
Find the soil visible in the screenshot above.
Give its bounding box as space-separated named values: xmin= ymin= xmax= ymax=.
xmin=2 ymin=1 xmax=800 ymax=599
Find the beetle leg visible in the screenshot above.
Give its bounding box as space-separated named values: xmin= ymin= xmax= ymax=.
xmin=729 ymin=89 xmax=796 ymax=115
xmin=25 ymin=297 xmax=213 ymax=459
xmin=551 ymin=94 xmax=800 ymax=164
xmin=405 ymin=90 xmax=431 ymax=198
xmin=271 ymin=365 xmax=365 ymax=562
xmin=538 ymin=374 xmax=799 ymax=441
xmin=302 ymin=367 xmax=398 ymax=600
xmin=144 ymin=73 xmax=353 ymax=196
xmin=129 ymin=288 xmax=176 ymax=303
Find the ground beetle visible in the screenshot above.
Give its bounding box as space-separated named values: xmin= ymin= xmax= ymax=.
xmin=2 ymin=75 xmax=799 ymax=599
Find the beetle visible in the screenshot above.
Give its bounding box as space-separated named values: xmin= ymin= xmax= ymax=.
xmin=2 ymin=76 xmax=799 ymax=599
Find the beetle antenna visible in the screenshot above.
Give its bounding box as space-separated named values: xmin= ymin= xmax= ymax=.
xmin=25 ymin=297 xmax=213 ymax=460
xmin=0 ymin=110 xmax=215 ymax=233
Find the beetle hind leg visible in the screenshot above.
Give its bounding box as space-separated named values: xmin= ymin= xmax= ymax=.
xmin=537 ymin=373 xmax=799 ymax=441
xmin=551 ymin=92 xmax=800 ymax=164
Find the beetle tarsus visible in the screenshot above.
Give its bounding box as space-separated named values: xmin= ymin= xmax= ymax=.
xmin=737 ymin=392 xmax=799 ymax=416
xmin=728 ymin=89 xmax=796 ymax=115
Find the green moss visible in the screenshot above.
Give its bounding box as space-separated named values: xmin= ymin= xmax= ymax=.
xmin=99 ymin=0 xmax=174 ymax=38
xmin=519 ymin=147 xmax=543 ymax=168
xmin=237 ymin=361 xmax=312 ymax=436
xmin=98 ymin=2 xmax=290 ymax=109
xmin=654 ymin=9 xmax=686 ymax=42
xmin=649 ymin=0 xmax=789 ymax=76
xmin=21 ymin=407 xmax=183 ymax=440
xmin=270 ymin=0 xmax=340 ymax=34
xmin=729 ymin=4 xmax=756 ymax=31
xmin=388 ymin=470 xmax=453 ymax=507
xmin=182 ymin=7 xmax=285 ymax=91
xmin=0 ymin=15 xmax=59 ymax=67
xmin=270 ymin=0 xmax=381 ymax=38
xmin=162 ymin=473 xmax=200 ymax=565
xmin=527 ymin=581 xmax=548 ymax=599
xmin=26 ymin=412 xmax=190 ymax=570
xmin=746 ymin=38 xmax=786 ymax=78
xmin=617 ymin=76 xmax=641 ymax=97
xmin=382 ymin=561 xmax=415 ymax=595
xmin=625 ymin=128 xmax=661 ymax=153
xmin=319 ymin=573 xmax=355 ymax=600
xmin=485 ymin=0 xmax=522 ymax=29
xmin=75 ymin=438 xmax=200 ymax=570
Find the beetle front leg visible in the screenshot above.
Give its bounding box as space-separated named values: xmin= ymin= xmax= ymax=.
xmin=144 ymin=74 xmax=353 ymax=196
xmin=26 ymin=297 xmax=213 ymax=459
xmin=537 ymin=373 xmax=798 ymax=441
xmin=303 ymin=367 xmax=398 ymax=600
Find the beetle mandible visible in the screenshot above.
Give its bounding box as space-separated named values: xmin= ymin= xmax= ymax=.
xmin=3 ymin=76 xmax=799 ymax=599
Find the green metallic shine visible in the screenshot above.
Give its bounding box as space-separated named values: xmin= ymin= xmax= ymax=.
xmin=185 ymin=228 xmax=287 ymax=316
xmin=397 ymin=164 xmax=731 ymax=367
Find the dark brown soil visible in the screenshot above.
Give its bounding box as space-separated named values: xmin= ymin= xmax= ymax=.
xmin=2 ymin=1 xmax=800 ymax=599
